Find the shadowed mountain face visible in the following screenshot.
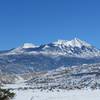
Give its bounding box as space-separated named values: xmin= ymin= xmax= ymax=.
xmin=0 ymin=38 xmax=100 ymax=74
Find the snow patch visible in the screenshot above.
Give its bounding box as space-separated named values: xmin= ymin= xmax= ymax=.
xmin=22 ymin=43 xmax=38 ymax=49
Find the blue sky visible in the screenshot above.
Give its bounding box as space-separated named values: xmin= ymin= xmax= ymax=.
xmin=0 ymin=0 xmax=100 ymax=50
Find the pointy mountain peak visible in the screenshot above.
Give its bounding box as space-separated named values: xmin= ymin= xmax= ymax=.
xmin=53 ymin=38 xmax=91 ymax=48
xmin=69 ymin=38 xmax=92 ymax=48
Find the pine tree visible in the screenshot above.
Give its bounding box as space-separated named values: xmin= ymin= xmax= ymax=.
xmin=0 ymin=88 xmax=15 ymax=100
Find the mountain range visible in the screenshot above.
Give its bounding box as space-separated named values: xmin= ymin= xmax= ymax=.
xmin=2 ymin=38 xmax=100 ymax=57
xmin=0 ymin=38 xmax=100 ymax=74
xmin=1 ymin=38 xmax=100 ymax=89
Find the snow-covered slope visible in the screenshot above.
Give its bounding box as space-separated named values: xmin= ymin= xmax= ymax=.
xmin=46 ymin=38 xmax=100 ymax=57
xmin=8 ymin=43 xmax=39 ymax=54
xmin=26 ymin=63 xmax=100 ymax=90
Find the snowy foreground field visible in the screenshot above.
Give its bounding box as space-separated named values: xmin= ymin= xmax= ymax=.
xmin=3 ymin=84 xmax=100 ymax=100
xmin=12 ymin=89 xmax=100 ymax=100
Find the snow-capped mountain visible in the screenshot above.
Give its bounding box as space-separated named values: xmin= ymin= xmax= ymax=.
xmin=43 ymin=38 xmax=100 ymax=57
xmin=0 ymin=38 xmax=100 ymax=75
xmin=4 ymin=38 xmax=100 ymax=58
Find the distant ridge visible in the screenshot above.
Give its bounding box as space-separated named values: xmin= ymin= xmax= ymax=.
xmin=3 ymin=38 xmax=100 ymax=58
